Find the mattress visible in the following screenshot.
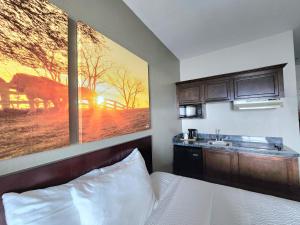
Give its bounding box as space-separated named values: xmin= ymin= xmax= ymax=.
xmin=147 ymin=172 xmax=300 ymax=225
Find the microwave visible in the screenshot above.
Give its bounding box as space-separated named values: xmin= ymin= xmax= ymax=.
xmin=179 ymin=105 xmax=197 ymax=117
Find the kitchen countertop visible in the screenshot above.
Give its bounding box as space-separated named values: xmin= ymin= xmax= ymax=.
xmin=173 ymin=134 xmax=299 ymax=157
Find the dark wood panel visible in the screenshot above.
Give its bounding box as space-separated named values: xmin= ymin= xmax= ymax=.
xmin=234 ymin=72 xmax=281 ymax=99
xmin=203 ymin=174 xmax=300 ymax=202
xmin=173 ymin=145 xmax=300 ymax=202
xmin=176 ymin=64 xmax=286 ymax=86
xmin=0 ymin=136 xmax=152 ymax=225
xmin=205 ymin=78 xmax=233 ymax=102
xmin=203 ymin=148 xmax=234 ymax=181
xmin=238 ymin=152 xmax=299 ymax=186
xmin=287 ymin=157 xmax=300 ymax=186
xmin=177 ymin=82 xmax=203 ymax=104
xmin=176 ymin=64 xmax=286 ymax=105
xmin=238 ymin=152 xmax=288 ymax=185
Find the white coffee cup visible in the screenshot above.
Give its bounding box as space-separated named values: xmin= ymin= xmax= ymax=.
xmin=183 ymin=133 xmax=188 ymax=140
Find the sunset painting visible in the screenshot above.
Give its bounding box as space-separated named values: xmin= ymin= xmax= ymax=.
xmin=0 ymin=0 xmax=69 ymax=159
xmin=77 ymin=22 xmax=150 ymax=143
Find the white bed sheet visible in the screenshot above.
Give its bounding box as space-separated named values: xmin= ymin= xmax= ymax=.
xmin=147 ymin=172 xmax=300 ymax=225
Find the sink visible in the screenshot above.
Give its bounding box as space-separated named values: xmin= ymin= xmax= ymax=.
xmin=207 ymin=140 xmax=233 ymax=147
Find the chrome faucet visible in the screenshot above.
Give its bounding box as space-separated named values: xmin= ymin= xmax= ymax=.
xmin=215 ymin=129 xmax=221 ymax=141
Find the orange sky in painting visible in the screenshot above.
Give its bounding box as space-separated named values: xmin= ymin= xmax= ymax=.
xmin=0 ymin=56 xmax=68 ymax=84
xmin=0 ymin=0 xmax=68 ymax=85
xmin=0 ymin=0 xmax=69 ymax=111
xmin=78 ymin=22 xmax=149 ymax=109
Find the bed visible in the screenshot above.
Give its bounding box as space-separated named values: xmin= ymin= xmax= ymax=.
xmin=0 ymin=135 xmax=300 ymax=225
xmin=147 ymin=172 xmax=300 ymax=225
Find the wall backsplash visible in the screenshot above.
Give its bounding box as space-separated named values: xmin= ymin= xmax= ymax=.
xmin=0 ymin=0 xmax=181 ymax=175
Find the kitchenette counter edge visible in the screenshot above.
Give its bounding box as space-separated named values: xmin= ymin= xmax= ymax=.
xmin=173 ymin=134 xmax=299 ymax=158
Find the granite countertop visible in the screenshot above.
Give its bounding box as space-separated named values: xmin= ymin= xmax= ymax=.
xmin=173 ymin=134 xmax=299 ymax=157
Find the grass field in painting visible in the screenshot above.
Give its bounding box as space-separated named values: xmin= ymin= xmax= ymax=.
xmin=79 ymin=109 xmax=150 ymax=142
xmin=0 ymin=111 xmax=69 ymax=159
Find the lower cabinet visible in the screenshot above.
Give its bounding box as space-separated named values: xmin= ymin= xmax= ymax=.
xmin=174 ymin=145 xmax=299 ymax=190
xmin=202 ymin=148 xmax=238 ymax=184
xmin=238 ymin=152 xmax=299 ymax=187
xmin=203 ymin=148 xmax=299 ymax=188
xmin=173 ymin=145 xmax=203 ymax=179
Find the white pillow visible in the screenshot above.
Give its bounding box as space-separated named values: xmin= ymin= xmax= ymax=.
xmin=71 ymin=149 xmax=156 ymax=225
xmin=2 ymin=169 xmax=99 ymax=225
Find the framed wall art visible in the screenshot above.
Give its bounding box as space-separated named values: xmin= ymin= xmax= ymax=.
xmin=0 ymin=0 xmax=69 ymax=159
xmin=77 ymin=21 xmax=150 ymax=143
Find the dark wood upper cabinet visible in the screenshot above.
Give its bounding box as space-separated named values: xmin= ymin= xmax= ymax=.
xmin=234 ymin=68 xmax=284 ymax=99
xmin=176 ymin=64 xmax=286 ymax=104
xmin=177 ymin=82 xmax=204 ymax=104
xmin=205 ymin=78 xmax=233 ymax=102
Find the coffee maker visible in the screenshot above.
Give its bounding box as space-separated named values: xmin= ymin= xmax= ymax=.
xmin=188 ymin=129 xmax=198 ymax=140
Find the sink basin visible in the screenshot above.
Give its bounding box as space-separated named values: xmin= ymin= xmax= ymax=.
xmin=207 ymin=140 xmax=233 ymax=147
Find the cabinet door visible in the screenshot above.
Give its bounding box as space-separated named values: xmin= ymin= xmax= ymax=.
xmin=238 ymin=152 xmax=299 ymax=186
xmin=234 ymin=70 xmax=283 ymax=99
xmin=173 ymin=146 xmax=203 ymax=178
xmin=203 ymin=148 xmax=236 ymax=182
xmin=177 ymin=83 xmax=203 ymax=104
xmin=205 ymin=78 xmax=233 ymax=102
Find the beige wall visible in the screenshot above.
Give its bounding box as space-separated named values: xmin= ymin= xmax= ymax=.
xmin=0 ymin=0 xmax=181 ymax=175
xmin=180 ymin=31 xmax=300 ymax=152
xmin=296 ymin=65 xmax=300 ymax=109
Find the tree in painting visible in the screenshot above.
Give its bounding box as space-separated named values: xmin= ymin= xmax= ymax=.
xmin=0 ymin=0 xmax=69 ymax=159
xmin=77 ymin=22 xmax=150 ymax=143
xmin=107 ymin=68 xmax=145 ymax=109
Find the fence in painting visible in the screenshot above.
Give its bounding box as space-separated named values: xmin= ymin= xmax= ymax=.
xmin=79 ymin=98 xmax=126 ymax=110
xmin=1 ymin=90 xmax=127 ymax=111
xmin=0 ymin=89 xmax=49 ymax=110
xmin=102 ymin=99 xmax=126 ymax=110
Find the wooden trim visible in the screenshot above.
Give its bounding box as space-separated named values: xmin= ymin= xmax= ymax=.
xmin=278 ymin=69 xmax=285 ymax=98
xmin=0 ymin=136 xmax=152 ymax=225
xmin=231 ymin=152 xmax=239 ymax=183
xmin=287 ymin=157 xmax=300 ymax=186
xmin=176 ymin=63 xmax=287 ymax=85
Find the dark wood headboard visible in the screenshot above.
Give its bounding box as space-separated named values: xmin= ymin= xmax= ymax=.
xmin=0 ymin=136 xmax=152 ymax=225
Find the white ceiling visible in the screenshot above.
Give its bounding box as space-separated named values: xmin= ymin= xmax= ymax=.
xmin=123 ymin=0 xmax=300 ymax=60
